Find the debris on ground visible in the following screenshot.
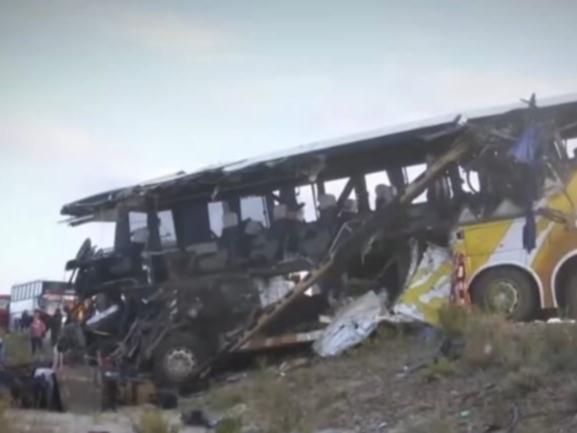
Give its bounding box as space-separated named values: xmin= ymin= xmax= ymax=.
xmin=313 ymin=291 xmax=388 ymax=357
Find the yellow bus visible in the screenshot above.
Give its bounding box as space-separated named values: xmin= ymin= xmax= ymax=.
xmin=396 ymin=99 xmax=577 ymax=324
xmin=454 ymin=167 xmax=577 ymax=320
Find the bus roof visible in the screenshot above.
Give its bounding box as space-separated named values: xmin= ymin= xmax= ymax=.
xmin=61 ymin=93 xmax=577 ymax=223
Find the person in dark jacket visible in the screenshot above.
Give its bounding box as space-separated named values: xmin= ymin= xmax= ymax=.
xmin=20 ymin=311 xmax=32 ymax=331
xmin=50 ymin=309 xmax=63 ymax=347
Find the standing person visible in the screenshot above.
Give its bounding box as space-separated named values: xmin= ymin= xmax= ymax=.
xmin=21 ymin=310 xmax=32 ymax=331
xmin=50 ymin=309 xmax=63 ymax=347
xmin=0 ymin=327 xmax=5 ymax=364
xmin=30 ymin=310 xmax=47 ymax=358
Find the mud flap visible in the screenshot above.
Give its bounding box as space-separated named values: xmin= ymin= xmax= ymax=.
xmin=393 ymin=244 xmax=453 ymax=326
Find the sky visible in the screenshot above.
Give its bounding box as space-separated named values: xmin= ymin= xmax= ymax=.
xmin=1 ymin=0 xmax=577 ymax=293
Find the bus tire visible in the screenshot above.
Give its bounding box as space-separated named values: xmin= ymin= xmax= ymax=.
xmin=564 ymin=273 xmax=577 ymax=319
xmin=152 ymin=333 xmax=206 ymax=388
xmin=471 ymin=267 xmax=538 ymax=321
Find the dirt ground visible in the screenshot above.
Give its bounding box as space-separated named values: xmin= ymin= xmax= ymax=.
xmin=191 ymin=318 xmax=577 ymax=433
xmin=5 ymin=315 xmax=577 ymax=433
xmin=4 ymin=407 xmax=207 ymax=433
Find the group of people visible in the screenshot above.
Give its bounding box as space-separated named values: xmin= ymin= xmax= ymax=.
xmin=19 ymin=308 xmax=64 ymax=357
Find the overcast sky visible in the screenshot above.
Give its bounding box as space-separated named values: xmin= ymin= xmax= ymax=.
xmin=1 ymin=0 xmax=577 ymax=293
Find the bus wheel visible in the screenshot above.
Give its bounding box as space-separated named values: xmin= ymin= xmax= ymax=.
xmin=152 ymin=333 xmax=206 ymax=388
xmin=471 ymin=268 xmax=538 ymax=321
xmin=564 ymin=273 xmax=577 ymax=319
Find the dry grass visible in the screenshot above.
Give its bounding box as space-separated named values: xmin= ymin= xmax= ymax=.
xmin=248 ymin=370 xmax=315 ymax=433
xmin=138 ymin=409 xmax=179 ymax=433
xmin=209 ymin=385 xmax=246 ymax=412
xmin=208 ymin=366 xmax=320 ymax=433
xmin=406 ymin=414 xmax=458 ymax=433
xmin=438 ymin=304 xmax=470 ymax=338
xmin=215 ymin=417 xmax=243 ymax=433
xmin=0 ymin=396 xmax=14 ymax=433
xmin=423 ymin=357 xmax=457 ymax=381
xmin=203 ymin=310 xmax=577 ymax=432
xmin=500 ymin=367 xmax=544 ymax=398
xmin=460 ymin=314 xmax=577 ymax=375
xmin=205 ymin=328 xmax=411 ymax=433
xmin=437 ymin=307 xmax=577 ymax=408
xmin=4 ymin=333 xmax=32 ymax=365
xmin=461 ymin=313 xmax=511 ymax=368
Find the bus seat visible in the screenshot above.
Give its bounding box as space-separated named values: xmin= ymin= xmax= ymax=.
xmin=221 ymin=211 xmax=241 ymax=261
xmin=272 ymin=204 xmax=289 ymax=221
xmin=339 ymin=198 xmax=358 ymax=222
xmin=271 ymin=204 xmax=301 ymax=259
xmin=222 ymin=211 xmax=239 ymax=229
xmin=196 ymin=249 xmax=229 ymax=273
xmin=245 ymin=219 xmax=264 ymax=236
xmin=318 ymin=193 xmax=337 ymax=210
xmin=185 ymin=242 xmax=219 ymax=255
xmin=318 ymin=194 xmax=338 ymax=233
xmin=299 ymin=227 xmax=332 ymax=259
xmin=375 ymin=184 xmax=395 ymax=210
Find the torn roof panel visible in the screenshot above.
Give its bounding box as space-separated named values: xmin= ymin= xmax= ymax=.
xmin=61 ymin=93 xmax=577 ymax=221
xmin=221 ymin=92 xmax=577 ymax=173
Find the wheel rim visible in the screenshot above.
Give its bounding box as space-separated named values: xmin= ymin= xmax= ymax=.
xmin=485 ymin=279 xmax=519 ymax=315
xmin=164 ymin=347 xmax=196 ymax=383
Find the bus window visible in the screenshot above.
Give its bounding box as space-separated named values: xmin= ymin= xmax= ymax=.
xmin=208 ymin=201 xmax=224 ymax=237
xmin=296 ymin=185 xmax=317 ymax=222
xmin=128 ymin=211 xmax=152 ymax=247
xmin=460 ymin=168 xmax=480 ymax=193
xmin=173 ymin=201 xmax=212 ymax=246
xmin=241 ymin=196 xmax=269 ymax=226
xmin=405 ymin=164 xmax=428 ymax=203
xmin=324 ymin=178 xmax=351 ymax=201
xmin=568 ymin=138 xmax=577 ymax=159
xmin=158 ymin=210 xmax=177 ymax=247
xmin=365 ymin=170 xmax=391 ymax=210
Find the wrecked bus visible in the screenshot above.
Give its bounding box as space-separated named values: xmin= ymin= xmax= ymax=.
xmin=396 ymin=95 xmax=577 ymax=324
xmin=59 ymin=94 xmax=577 ymax=387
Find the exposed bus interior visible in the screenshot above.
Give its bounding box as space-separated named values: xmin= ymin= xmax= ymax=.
xmin=59 ymin=95 xmax=577 ymax=383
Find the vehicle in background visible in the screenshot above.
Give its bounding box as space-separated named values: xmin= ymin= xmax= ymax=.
xmin=0 ymin=295 xmax=10 ymax=330
xmin=9 ymin=281 xmax=75 ymax=330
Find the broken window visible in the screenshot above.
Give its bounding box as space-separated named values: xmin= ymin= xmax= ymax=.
xmin=296 ymin=185 xmax=317 ymax=222
xmin=567 ymin=138 xmax=577 ymax=159
xmin=459 ymin=167 xmax=480 ymax=193
xmin=128 ymin=212 xmax=145 ymax=229
xmin=365 ymin=170 xmax=391 ymax=211
xmin=158 ymin=210 xmax=177 ymax=247
xmin=241 ymin=196 xmax=270 ymax=226
xmin=172 ymin=201 xmax=212 ymax=246
xmin=324 ymin=178 xmax=351 ymax=200
xmin=405 ymin=164 xmax=428 ymax=203
xmin=128 ymin=211 xmax=156 ymax=246
xmin=208 ymin=201 xmax=225 ymax=237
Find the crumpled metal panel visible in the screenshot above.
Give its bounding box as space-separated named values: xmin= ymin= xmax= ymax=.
xmin=313 ymin=291 xmax=386 ymax=357
xmin=393 ymin=244 xmax=452 ymax=326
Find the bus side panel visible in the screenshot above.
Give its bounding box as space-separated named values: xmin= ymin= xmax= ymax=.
xmin=458 ymin=217 xmax=552 ymax=306
xmin=460 ymin=218 xmax=528 ymax=279
xmin=531 ymin=173 xmax=577 ymax=307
